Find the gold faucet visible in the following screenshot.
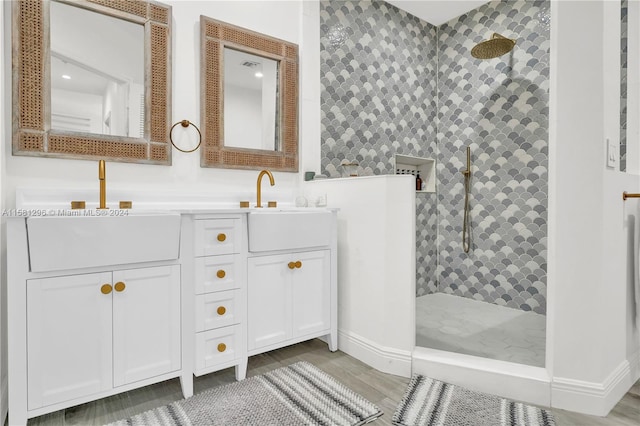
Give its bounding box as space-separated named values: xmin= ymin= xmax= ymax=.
xmin=98 ymin=160 xmax=107 ymax=209
xmin=255 ymin=170 xmax=275 ymax=208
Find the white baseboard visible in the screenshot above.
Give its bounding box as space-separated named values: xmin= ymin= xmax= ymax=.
xmin=412 ymin=346 xmax=551 ymax=407
xmin=338 ymin=329 xmax=412 ymax=377
xmin=551 ymin=360 xmax=633 ymax=416
xmin=630 ymin=349 xmax=640 ymax=382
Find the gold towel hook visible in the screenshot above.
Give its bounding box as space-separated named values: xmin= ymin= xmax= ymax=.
xmin=622 ymin=191 xmax=640 ymax=201
xmin=170 ymin=120 xmax=202 ymax=153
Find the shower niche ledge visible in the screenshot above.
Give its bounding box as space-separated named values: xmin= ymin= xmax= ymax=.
xmin=394 ymin=154 xmax=435 ymax=193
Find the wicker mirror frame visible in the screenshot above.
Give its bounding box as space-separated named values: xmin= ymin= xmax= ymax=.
xmin=12 ymin=0 xmax=172 ymax=165
xmin=200 ymin=16 xmax=298 ymax=172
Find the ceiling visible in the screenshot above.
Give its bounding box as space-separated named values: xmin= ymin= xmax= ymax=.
xmin=385 ymin=0 xmax=491 ymax=26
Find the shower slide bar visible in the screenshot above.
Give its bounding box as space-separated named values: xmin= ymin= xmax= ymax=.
xmin=462 ymin=146 xmax=471 ymax=253
xmin=622 ymin=191 xmax=640 ymax=200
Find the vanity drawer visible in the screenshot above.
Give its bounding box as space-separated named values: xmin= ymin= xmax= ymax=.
xmin=195 ymin=325 xmax=239 ymax=371
xmin=195 ymin=254 xmax=242 ymax=294
xmin=195 ymin=290 xmax=240 ymax=332
xmin=194 ymin=219 xmax=242 ymax=256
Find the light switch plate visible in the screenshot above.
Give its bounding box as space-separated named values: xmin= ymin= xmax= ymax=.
xmin=607 ymin=138 xmax=618 ymax=168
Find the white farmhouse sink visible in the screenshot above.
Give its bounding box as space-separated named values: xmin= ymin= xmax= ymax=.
xmin=26 ymin=213 xmax=181 ymax=272
xmin=248 ymin=210 xmax=332 ymax=252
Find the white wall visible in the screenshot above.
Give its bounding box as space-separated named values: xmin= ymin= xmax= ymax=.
xmin=2 ymin=0 xmax=321 ymax=209
xmin=549 ymin=0 xmax=640 ymax=415
xmin=1 ymin=2 xmax=6 ymax=424
xmin=306 ymin=176 xmax=416 ymax=377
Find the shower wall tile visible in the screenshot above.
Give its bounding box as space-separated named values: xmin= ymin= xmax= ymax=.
xmin=319 ymin=0 xmax=437 ymax=178
xmin=417 ymin=192 xmax=438 ymax=295
xmin=319 ymin=0 xmax=549 ymax=313
xmin=320 ymin=0 xmax=438 ymax=296
xmin=437 ymin=0 xmax=549 ymax=314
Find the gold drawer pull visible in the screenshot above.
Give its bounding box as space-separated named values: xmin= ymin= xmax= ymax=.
xmin=114 ymin=281 xmax=126 ymax=292
xmin=295 ymin=261 xmax=302 ymax=269
xmin=217 ymin=306 xmax=226 ymax=316
xmin=288 ymin=262 xmax=296 ymax=269
xmin=217 ymin=233 xmax=226 ymax=242
xmin=217 ymin=343 xmax=227 ymax=352
xmin=216 ymin=269 xmax=226 ymax=279
xmin=100 ymin=284 xmax=112 ymax=295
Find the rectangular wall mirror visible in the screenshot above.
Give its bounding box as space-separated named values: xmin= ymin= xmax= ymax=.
xmin=200 ymin=16 xmax=299 ymax=171
xmin=12 ymin=0 xmax=172 ymax=164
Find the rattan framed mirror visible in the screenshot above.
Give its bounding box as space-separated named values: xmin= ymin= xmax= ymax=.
xmin=200 ymin=16 xmax=299 ymax=171
xmin=12 ymin=0 xmax=172 ymax=164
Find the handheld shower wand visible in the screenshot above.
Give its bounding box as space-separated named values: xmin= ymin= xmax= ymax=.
xmin=462 ymin=147 xmax=471 ymax=253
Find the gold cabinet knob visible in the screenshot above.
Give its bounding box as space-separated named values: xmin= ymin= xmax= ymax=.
xmin=114 ymin=281 xmax=126 ymax=292
xmin=217 ymin=343 xmax=227 ymax=352
xmin=101 ymin=284 xmax=113 ymax=295
xmin=288 ymin=262 xmax=296 ymax=269
xmin=217 ymin=306 xmax=226 ymax=316
xmin=295 ymin=261 xmax=302 ymax=269
xmin=216 ymin=269 xmax=226 ymax=279
xmin=217 ymin=233 xmax=226 ymax=242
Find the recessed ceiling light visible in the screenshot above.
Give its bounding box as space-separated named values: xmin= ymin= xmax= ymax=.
xmin=254 ymin=71 xmax=263 ymax=78
xmin=62 ymin=74 xmax=71 ymax=80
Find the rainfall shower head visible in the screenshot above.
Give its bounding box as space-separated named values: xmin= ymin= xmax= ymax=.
xmin=471 ymin=33 xmax=516 ymax=59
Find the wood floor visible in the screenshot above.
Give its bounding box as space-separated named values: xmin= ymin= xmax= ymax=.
xmin=22 ymin=339 xmax=640 ymax=425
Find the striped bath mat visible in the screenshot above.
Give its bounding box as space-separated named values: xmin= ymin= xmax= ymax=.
xmin=107 ymin=361 xmax=382 ymax=426
xmin=392 ymin=375 xmax=555 ymax=426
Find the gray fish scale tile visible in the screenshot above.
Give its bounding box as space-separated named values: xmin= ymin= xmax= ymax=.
xmin=321 ymin=1 xmax=548 ymax=314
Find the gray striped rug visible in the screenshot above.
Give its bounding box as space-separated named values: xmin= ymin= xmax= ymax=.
xmin=106 ymin=361 xmax=382 ymax=426
xmin=392 ymin=375 xmax=555 ymax=426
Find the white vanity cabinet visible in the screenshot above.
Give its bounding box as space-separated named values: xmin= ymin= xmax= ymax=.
xmin=7 ymin=216 xmax=186 ymax=426
xmin=246 ymin=210 xmax=338 ymax=356
xmin=248 ymin=250 xmax=331 ymax=352
xmin=183 ymin=215 xmax=248 ymax=381
xmin=7 ymin=208 xmax=336 ymax=425
xmin=26 ymin=266 xmax=180 ymax=409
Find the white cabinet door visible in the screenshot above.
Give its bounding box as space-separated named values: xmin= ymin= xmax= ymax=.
xmin=247 ymin=254 xmax=291 ymax=350
xmin=27 ymin=272 xmax=113 ymax=410
xmin=248 ymin=250 xmax=330 ymax=351
xmin=291 ymin=250 xmax=330 ymax=338
xmin=112 ymin=265 xmax=181 ymax=387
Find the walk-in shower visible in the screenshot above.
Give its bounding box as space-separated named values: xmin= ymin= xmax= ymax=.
xmin=414 ymin=0 xmax=549 ymax=369
xmin=320 ymin=0 xmax=549 ymax=383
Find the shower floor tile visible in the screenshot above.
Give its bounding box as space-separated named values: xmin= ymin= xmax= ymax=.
xmin=416 ymin=293 xmax=546 ymax=367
